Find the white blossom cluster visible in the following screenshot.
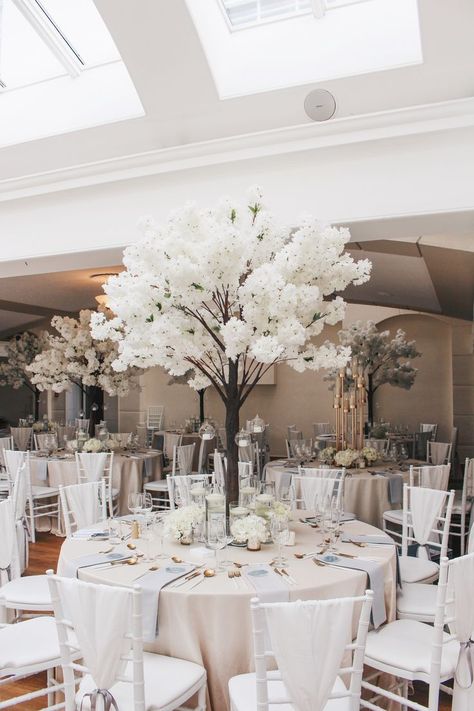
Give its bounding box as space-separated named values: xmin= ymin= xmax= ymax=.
xmin=334 ymin=448 xmax=360 ymax=468
xmin=27 ymin=310 xmax=140 ymax=397
xmin=230 ymin=514 xmax=268 ymax=544
xmin=90 ymin=188 xmax=371 ymax=391
xmin=164 ymin=504 xmax=205 ymax=541
xmin=0 ymin=331 xmax=44 ymax=390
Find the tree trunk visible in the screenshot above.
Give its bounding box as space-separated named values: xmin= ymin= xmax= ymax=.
xmin=367 ymin=373 xmax=374 ymax=427
xmin=33 ymin=388 xmax=40 ymax=421
xmin=198 ymin=389 xmax=205 ymax=423
xmin=225 ymin=361 xmax=240 ymax=506
xmin=85 ymin=386 xmax=104 ymax=437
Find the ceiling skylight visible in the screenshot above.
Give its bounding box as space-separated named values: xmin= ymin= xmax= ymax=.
xmin=0 ymin=0 xmax=144 ymax=147
xmin=187 ymin=0 xmax=423 ymax=99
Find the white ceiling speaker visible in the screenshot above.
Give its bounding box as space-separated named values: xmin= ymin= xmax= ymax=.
xmin=304 ymin=89 xmax=336 ymax=121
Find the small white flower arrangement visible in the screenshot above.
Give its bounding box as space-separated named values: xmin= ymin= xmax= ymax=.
xmin=319 ymin=446 xmax=336 ymax=465
xmin=164 ymin=504 xmax=205 ymax=541
xmin=334 ymin=448 xmax=359 ymax=468
xmin=271 ymin=501 xmax=291 ymax=523
xmin=82 ymin=437 xmax=106 ymax=453
xmin=361 ymin=446 xmax=378 ymax=464
xmin=231 ymin=514 xmax=268 ymax=544
xmin=105 ymin=438 xmax=120 ymax=451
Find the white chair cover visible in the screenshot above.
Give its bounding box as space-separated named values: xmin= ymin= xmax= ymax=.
xmin=64 ymin=482 xmax=103 ymax=530
xmin=428 ymin=442 xmax=451 ymax=465
xmin=12 ymin=467 xmax=29 ymax=573
xmin=299 ymin=475 xmax=338 ymax=510
xmin=164 ymin=432 xmax=182 ymax=461
xmin=4 ymin=450 xmax=27 ymax=483
xmin=420 ymin=465 xmax=450 ymax=490
xmin=10 ymin=427 xmax=32 ymax=451
xmin=213 ymin=451 xmax=226 ymax=489
xmin=57 ymin=578 xmax=131 ymax=690
xmin=0 ymin=436 xmax=13 ymax=469
xmin=0 ymin=498 xmax=20 ymax=583
xmin=410 ymin=487 xmax=447 ymax=546
xmin=265 ymin=597 xmax=354 ymax=711
xmin=446 ymin=554 xmax=474 ymax=711
xmin=77 ymin=452 xmax=108 ymax=482
xmin=176 ymin=444 xmax=194 ymax=475
xmin=35 ymin=432 xmax=58 ymax=449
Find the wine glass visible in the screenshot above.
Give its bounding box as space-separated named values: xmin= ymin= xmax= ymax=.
xmin=321 ymin=496 xmax=341 ymax=559
xmin=128 ymin=492 xmax=143 ymax=519
xmin=271 ymin=515 xmax=289 ymax=567
xmin=152 ymin=513 xmax=167 ymax=559
xmin=207 ymin=516 xmax=227 ymax=572
xmin=140 ymin=493 xmax=154 ymax=522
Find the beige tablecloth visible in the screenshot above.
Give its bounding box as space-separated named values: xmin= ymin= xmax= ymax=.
xmin=58 ymin=516 xmax=397 ymax=711
xmin=264 ymin=460 xmax=413 ymax=529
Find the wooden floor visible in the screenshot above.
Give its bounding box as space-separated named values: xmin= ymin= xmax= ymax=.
xmin=1 ymin=533 xmax=453 ymax=710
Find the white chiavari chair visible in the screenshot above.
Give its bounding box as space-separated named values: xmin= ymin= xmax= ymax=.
xmin=449 ymin=457 xmax=474 ymax=556
xmin=172 ymin=443 xmax=195 ymax=476
xmin=163 ymin=432 xmax=183 ymax=467
xmin=0 ymin=436 xmax=13 ymax=498
xmin=167 ymin=473 xmax=214 ymax=509
xmin=427 ymin=441 xmax=452 ymax=466
xmin=10 ymin=427 xmax=32 ymax=452
xmin=420 ymin=423 xmax=438 ymax=441
xmin=144 ymin=443 xmax=194 ymax=510
xmin=229 ymin=590 xmax=373 ymax=711
xmin=238 ymin=441 xmax=260 ymax=479
xmin=33 ymin=432 xmax=58 ymax=450
xmin=75 ymin=451 xmax=116 ymax=517
xmin=59 ymin=480 xmax=107 ymax=538
xmin=46 ymin=573 xmax=207 ymax=711
xmin=291 ymin=467 xmax=345 ymax=512
xmin=147 ymin=405 xmax=164 ymax=431
xmin=213 ymin=451 xmax=227 ymax=490
xmin=196 ymin=435 xmax=214 ymax=474
xmin=74 ymin=418 xmax=90 ymax=433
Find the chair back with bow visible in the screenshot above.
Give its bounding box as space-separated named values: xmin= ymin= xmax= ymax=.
xmin=401 ymin=485 xmax=454 ymax=561
xmin=292 ymin=468 xmax=345 ymax=511
xmin=47 ymin=573 xmax=145 ymax=711
xmin=420 ymin=423 xmax=438 ymax=440
xmin=410 ymin=464 xmax=451 ymax=491
xmin=34 ymin=432 xmax=58 ymax=451
xmin=247 ymin=591 xmax=373 ymax=711
xmin=427 ymin=441 xmax=452 ymax=466
xmin=171 ymin=443 xmax=195 ymax=476
xmin=75 ymin=452 xmax=114 ymax=517
xmin=60 ymin=481 xmax=107 ymax=537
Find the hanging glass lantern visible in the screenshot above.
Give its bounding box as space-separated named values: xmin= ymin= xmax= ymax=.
xmin=235 ymin=428 xmax=251 ymax=448
xmin=250 ymin=414 xmax=265 ymax=434
xmin=199 ymin=420 xmax=216 ymax=441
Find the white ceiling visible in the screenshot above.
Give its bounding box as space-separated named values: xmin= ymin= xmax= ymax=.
xmin=0 ymin=0 xmax=473 ymax=181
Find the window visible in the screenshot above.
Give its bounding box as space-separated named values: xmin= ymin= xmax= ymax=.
xmin=220 ymin=0 xmax=375 ymax=30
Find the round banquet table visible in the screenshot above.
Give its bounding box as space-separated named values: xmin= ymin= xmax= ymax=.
xmin=58 ymin=515 xmax=397 ymax=711
xmin=29 ymin=450 xmax=163 ymax=530
xmin=264 ymin=459 xmax=416 ymax=529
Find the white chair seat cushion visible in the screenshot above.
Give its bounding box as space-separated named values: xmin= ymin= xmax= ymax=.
xmin=32 ymin=485 xmax=59 ymax=498
xmin=382 ymin=509 xmax=403 ymax=524
xmin=229 ymin=672 xmax=351 ymax=711
xmin=399 ymin=555 xmax=439 ymax=583
xmin=0 ymin=616 xmax=60 ymax=669
xmin=396 ymin=583 xmax=437 ymax=621
xmin=145 ymin=481 xmax=168 ymax=492
xmin=77 ymin=651 xmax=206 ymax=710
xmin=0 ymin=574 xmax=52 ymax=608
xmin=365 ymin=619 xmax=459 ymax=678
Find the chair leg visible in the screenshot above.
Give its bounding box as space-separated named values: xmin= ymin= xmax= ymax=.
xmin=401 ymin=680 xmax=409 ymax=711
xmin=29 ymin=499 xmax=36 ymax=543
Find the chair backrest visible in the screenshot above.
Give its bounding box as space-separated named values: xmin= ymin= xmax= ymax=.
xmin=427 ymin=441 xmax=452 ymax=466
xmin=10 ymin=427 xmax=32 ymax=451
xmin=3 ymin=449 xmax=29 ymax=487
xmin=75 ymin=418 xmax=90 ymax=432
xmin=409 ymin=464 xmax=451 ymax=491
xmin=0 ymin=497 xmax=21 ymax=582
xmin=364 ymin=438 xmax=389 ymax=456
xmin=313 ymin=422 xmax=332 ymax=437
xmin=292 ymin=468 xmax=345 ymax=511
xmin=110 ymin=433 xmax=132 ymax=446
xmin=287 ymin=426 xmax=303 ymax=441
xmin=414 ymin=431 xmax=432 ymax=460
xmin=420 ymin=423 xmax=438 ymax=440
xmin=34 ymin=432 xmax=58 ymax=450
xmin=147 ymin=405 xmax=164 ymax=430
xmin=163 ymin=432 xmax=183 ymax=461
xmin=0 ymin=436 xmax=13 ymax=469
xmin=75 ymin=452 xmax=114 ymax=517
xmin=251 ymin=590 xmax=373 ymax=711
xmin=59 ymin=480 xmax=107 ymax=537
xmin=238 ymin=441 xmax=260 ymax=478
xmin=213 ymin=451 xmax=227 ymax=489
xmin=12 ymin=463 xmax=29 ymax=524
xmin=56 ymin=424 xmax=76 ymax=444
xmin=197 ymin=436 xmax=214 ymax=474
xmin=401 ymin=484 xmax=454 ymax=558
xmin=166 ymin=473 xmax=213 ymax=509
xmin=47 ymin=573 xmax=145 ymax=711
xmin=171 ymin=443 xmax=195 ymax=476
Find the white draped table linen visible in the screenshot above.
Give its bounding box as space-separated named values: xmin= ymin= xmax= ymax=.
xmin=447 ymin=554 xmax=474 ymax=711
xmin=265 ymin=597 xmax=354 ymax=711
xmin=57 ymin=515 xmax=397 ymax=711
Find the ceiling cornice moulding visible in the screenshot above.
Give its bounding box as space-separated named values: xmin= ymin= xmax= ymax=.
xmin=1 ymin=96 xmax=474 ymax=203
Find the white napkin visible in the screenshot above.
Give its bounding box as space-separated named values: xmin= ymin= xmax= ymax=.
xmin=243 ymin=564 xmax=289 ymax=602
xmin=60 ymin=552 xmax=132 ymax=578
xmin=136 ymin=564 xmax=194 ymax=641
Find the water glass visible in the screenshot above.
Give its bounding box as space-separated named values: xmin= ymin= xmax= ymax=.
xmin=128 ymin=492 xmax=143 ymax=518
xmin=271 ymin=516 xmax=289 ymax=566
xmin=207 ymin=516 xmax=227 ymax=572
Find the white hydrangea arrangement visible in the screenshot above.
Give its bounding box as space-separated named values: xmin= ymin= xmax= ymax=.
xmin=361 ymin=446 xmax=378 ymax=464
xmin=272 ymin=501 xmax=291 ymax=522
xmin=82 ymin=437 xmax=105 ymax=453
xmin=334 ymin=448 xmax=360 ymax=468
xmin=105 ymin=438 xmax=121 ymax=451
xmin=231 ymin=514 xmax=268 ymax=544
xmin=27 ymin=310 xmax=140 ymax=397
xmin=164 ymin=504 xmax=205 ymax=541
xmin=319 ymin=446 xmax=336 ymax=465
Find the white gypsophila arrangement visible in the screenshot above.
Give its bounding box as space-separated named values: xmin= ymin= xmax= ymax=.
xmin=334 ymin=448 xmax=360 ymax=468
xmin=91 ymin=188 xmax=371 ymax=502
xmin=361 ymin=446 xmax=378 ymax=464
xmin=271 ymin=501 xmax=292 ymax=523
xmin=82 ymin=437 xmax=105 ymax=453
xmin=319 ymin=446 xmax=336 ymax=464
xmin=231 ymin=514 xmax=268 ymax=544
xmin=27 ymin=310 xmax=141 ymax=397
xmin=164 ymin=504 xmax=205 ymax=541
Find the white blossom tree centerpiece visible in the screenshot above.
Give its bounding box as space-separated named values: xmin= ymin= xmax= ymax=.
xmin=0 ymin=331 xmax=46 ymax=419
xmin=326 ymin=320 xmax=421 ymax=425
xmin=27 ymin=310 xmax=141 ymax=430
xmin=91 ymin=189 xmax=371 ymax=502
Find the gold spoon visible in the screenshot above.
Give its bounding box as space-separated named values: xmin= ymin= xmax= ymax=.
xmin=127 ymin=543 xmax=137 ymax=550
xmin=203 ymin=568 xmax=216 ymax=577
xmin=126 ymin=557 xmax=139 ymax=565
xmin=99 ymin=546 xmax=114 ymax=554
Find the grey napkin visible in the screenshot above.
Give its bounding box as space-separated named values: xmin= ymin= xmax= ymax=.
xmin=136 ymin=563 xmax=194 ymax=641
xmin=243 ymin=564 xmax=289 ymax=602
xmin=371 ymin=470 xmax=403 ymax=504
xmin=315 ymin=554 xmax=386 ymax=628
xmin=341 ymin=534 xmax=394 ymax=545
xmin=62 ymin=552 xmax=131 ymax=578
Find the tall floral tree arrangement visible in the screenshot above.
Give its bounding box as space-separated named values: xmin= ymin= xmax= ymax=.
xmin=0 ymin=331 xmax=45 ymax=419
xmin=91 ymin=188 xmax=371 ymax=501
xmin=28 ymin=310 xmax=141 ymax=431
xmin=326 ymin=320 xmax=421 ymax=425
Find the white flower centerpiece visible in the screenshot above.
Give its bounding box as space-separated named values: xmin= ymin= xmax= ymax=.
xmin=361 ymin=446 xmax=378 ymax=465
xmin=82 ymin=437 xmax=105 ymax=453
xmin=319 ymin=446 xmax=336 ymax=465
xmin=334 ymin=448 xmax=360 ymax=469
xmin=231 ymin=514 xmax=268 ymax=551
xmin=90 ymin=188 xmax=371 ymax=504
xmin=164 ymin=504 xmax=205 ymax=545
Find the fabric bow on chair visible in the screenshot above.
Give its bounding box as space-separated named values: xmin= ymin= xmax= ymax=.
xmin=80 ymin=689 xmax=119 ymax=710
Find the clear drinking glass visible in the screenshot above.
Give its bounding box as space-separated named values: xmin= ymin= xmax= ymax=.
xmin=271 ymin=515 xmax=289 ymax=566
xmin=152 ymin=513 xmax=167 ymax=559
xmin=128 ymin=492 xmax=143 ymax=519
xmin=207 ymin=516 xmax=227 ymax=572
xmin=321 ymin=497 xmax=341 ymax=558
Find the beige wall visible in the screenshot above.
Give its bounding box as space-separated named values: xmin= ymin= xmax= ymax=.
xmin=137 ymin=308 xmax=456 ymax=456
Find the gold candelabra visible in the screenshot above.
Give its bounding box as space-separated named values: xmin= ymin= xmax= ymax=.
xmin=334 ymin=357 xmax=366 ymax=451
